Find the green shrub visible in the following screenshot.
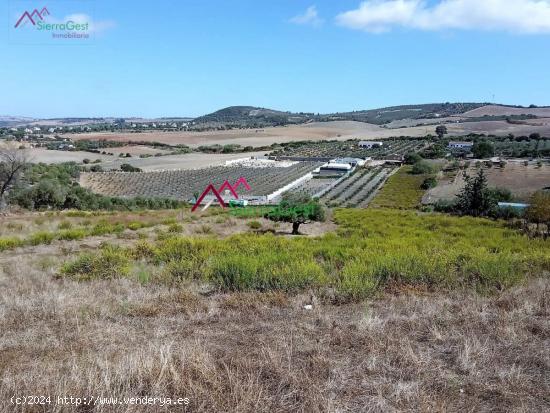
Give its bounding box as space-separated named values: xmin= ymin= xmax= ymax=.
xmin=58 ymin=228 xmax=87 ymax=241
xmin=421 ymin=176 xmax=437 ymax=190
xmin=168 ymin=223 xmax=183 ymax=233
xmin=28 ymin=231 xmax=56 ymax=246
xmin=404 ymin=152 xmax=423 ymax=165
xmin=247 ymin=220 xmax=262 ymax=230
xmin=90 ymin=221 xmax=125 ymax=236
xmin=208 ymin=251 xmax=326 ymax=291
xmin=58 ymin=221 xmax=73 ymax=230
xmin=411 ymin=161 xmax=435 ymax=175
xmin=61 ymin=245 xmax=130 ymax=280
xmin=0 ymin=237 xmax=24 ymax=252
xmin=128 ymin=222 xmax=144 ymax=231
xmin=132 ymin=241 xmax=157 ymax=260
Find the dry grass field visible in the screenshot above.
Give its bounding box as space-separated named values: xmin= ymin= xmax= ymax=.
xmin=60 ymin=118 xmax=550 ymax=150
xmin=21 ymin=148 xmax=114 ymax=164
xmin=98 ymin=151 xmax=271 ymax=172
xmin=424 ymin=162 xmax=550 ymax=203
xmin=61 ymin=121 xmax=432 ymax=148
xmin=1 ymin=234 xmax=548 ymax=412
xmin=460 ymin=104 xmax=550 ymax=118
xmin=0 ymin=207 xmax=549 ymax=412
xmin=107 ymin=145 xmax=172 ymax=157
xmin=15 ymin=147 xmax=270 ymax=171
xmin=446 ymin=119 xmax=550 ymax=137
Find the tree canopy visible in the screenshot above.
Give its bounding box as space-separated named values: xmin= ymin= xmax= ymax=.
xmin=472 ymin=141 xmax=495 ymax=159
xmin=456 ymin=169 xmax=496 ymax=217
xmin=435 ymin=125 xmax=448 ymax=139
xmin=526 ymin=191 xmax=550 ymax=237
xmin=0 ymin=146 xmax=28 ymax=206
xmin=265 ymin=194 xmax=325 ymax=235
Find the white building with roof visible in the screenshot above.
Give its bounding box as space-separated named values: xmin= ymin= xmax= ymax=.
xmin=359 ymin=141 xmax=384 ymax=149
xmin=448 ymin=141 xmax=474 ymax=150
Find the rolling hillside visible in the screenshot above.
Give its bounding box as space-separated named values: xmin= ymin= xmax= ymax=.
xmin=190 ymin=103 xmax=488 ymax=128
xmin=191 ymin=106 xmax=311 ymax=127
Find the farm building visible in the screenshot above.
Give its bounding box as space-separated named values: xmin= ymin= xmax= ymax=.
xmin=318 ymin=163 xmax=352 ymax=176
xmin=330 ymin=157 xmax=366 ymax=167
xmin=448 ymin=141 xmax=474 ymax=151
xmin=384 ymin=154 xmax=405 ymax=163
xmin=359 ymin=141 xmax=384 ymax=149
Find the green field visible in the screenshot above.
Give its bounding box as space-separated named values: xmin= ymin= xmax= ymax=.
xmin=62 ymin=208 xmax=550 ymax=299
xmin=370 ymin=166 xmax=428 ymax=209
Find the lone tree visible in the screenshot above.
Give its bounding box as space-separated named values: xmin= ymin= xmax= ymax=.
xmin=526 ymin=191 xmax=550 ymax=237
xmin=265 ymin=194 xmax=325 ymax=235
xmin=0 ymin=145 xmax=28 ymax=208
xmin=435 ymin=125 xmax=448 ymax=139
xmin=456 ymin=169 xmax=496 ymax=217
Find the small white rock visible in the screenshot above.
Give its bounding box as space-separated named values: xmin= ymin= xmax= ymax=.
xmin=303 ymin=304 xmax=313 ymax=310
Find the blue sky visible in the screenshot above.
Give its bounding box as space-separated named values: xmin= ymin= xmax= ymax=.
xmin=1 ymin=0 xmax=550 ymax=118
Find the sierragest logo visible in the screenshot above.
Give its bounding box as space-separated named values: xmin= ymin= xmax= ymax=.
xmin=228 ymin=204 xmax=319 ymax=218
xmin=14 ymin=5 xmax=90 ymax=39
xmin=37 ymin=19 xmax=89 ymax=32
xmin=14 ymin=7 xmax=49 ymax=27
xmin=191 ymin=177 xmax=318 ymax=218
xmin=192 ymin=177 xmax=251 ymax=212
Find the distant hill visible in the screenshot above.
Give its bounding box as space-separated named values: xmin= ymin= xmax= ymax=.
xmin=0 ymin=116 xmax=37 ymax=127
xmin=191 ymin=103 xmax=489 ymax=128
xmin=6 ymin=103 xmax=550 ymax=129
xmin=192 ymin=106 xmax=312 ymax=127
xmin=321 ymin=103 xmax=488 ymax=125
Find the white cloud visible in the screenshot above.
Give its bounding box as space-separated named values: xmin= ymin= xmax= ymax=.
xmin=336 ymin=0 xmax=550 ymax=34
xmin=290 ymin=6 xmax=324 ymax=27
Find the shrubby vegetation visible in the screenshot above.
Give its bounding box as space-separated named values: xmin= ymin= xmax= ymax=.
xmin=411 ymin=160 xmax=436 ymax=175
xmin=0 ymin=217 xmax=165 ymax=252
xmin=60 ymin=209 xmax=550 ymax=299
xmin=404 ymin=152 xmax=423 ymax=165
xmin=434 ymin=169 xmax=517 ymax=219
xmin=472 ymin=141 xmax=495 ymax=158
xmin=421 ymin=176 xmax=437 ymax=190
xmin=526 ymin=191 xmax=550 ymax=237
xmin=8 ymin=163 xmax=181 ymax=211
xmin=419 ymin=143 xmax=447 ymax=159
xmin=120 ymin=163 xmax=142 ymax=172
